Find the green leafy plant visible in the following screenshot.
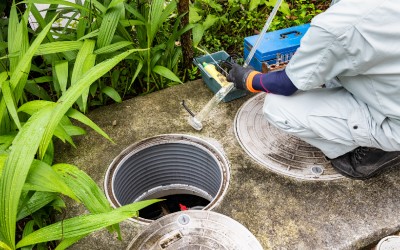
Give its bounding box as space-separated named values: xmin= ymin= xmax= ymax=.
xmin=25 ymin=0 xmax=137 ymax=112
xmin=124 ymin=0 xmax=194 ymax=94
xmin=0 ymin=3 xmax=158 ymax=249
xmin=190 ymin=0 xmax=325 ymax=55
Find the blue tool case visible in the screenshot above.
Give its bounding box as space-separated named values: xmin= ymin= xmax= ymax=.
xmin=244 ymin=23 xmax=310 ymax=72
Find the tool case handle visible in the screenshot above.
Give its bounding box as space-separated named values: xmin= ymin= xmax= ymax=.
xmin=280 ymin=30 xmax=301 ymax=39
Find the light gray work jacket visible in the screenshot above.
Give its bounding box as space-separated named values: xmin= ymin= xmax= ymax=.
xmin=286 ymin=0 xmax=400 ymax=129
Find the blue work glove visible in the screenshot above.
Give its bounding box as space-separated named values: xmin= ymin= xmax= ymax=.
xmin=227 ymin=63 xmax=256 ymax=90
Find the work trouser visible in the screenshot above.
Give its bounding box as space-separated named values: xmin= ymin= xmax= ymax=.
xmin=262 ymin=87 xmax=400 ymax=158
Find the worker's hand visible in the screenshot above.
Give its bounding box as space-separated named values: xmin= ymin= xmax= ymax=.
xmin=227 ymin=63 xmax=255 ymax=90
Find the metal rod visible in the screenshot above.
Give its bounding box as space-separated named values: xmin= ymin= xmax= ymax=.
xmin=243 ymin=0 xmax=284 ymax=68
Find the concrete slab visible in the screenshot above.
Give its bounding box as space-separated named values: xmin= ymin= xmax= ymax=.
xmin=55 ymin=79 xmax=400 ymax=249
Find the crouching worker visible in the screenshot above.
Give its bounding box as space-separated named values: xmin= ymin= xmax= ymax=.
xmin=227 ymin=0 xmax=400 ymax=180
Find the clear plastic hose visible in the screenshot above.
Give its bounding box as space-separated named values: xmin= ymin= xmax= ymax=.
xmin=188 ymin=81 xmax=234 ymax=130
xmin=243 ymin=0 xmax=284 ymax=68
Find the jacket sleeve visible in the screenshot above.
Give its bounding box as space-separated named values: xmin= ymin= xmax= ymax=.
xmin=285 ymin=25 xmax=354 ymax=91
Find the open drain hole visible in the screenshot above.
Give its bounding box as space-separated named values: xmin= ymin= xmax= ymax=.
xmin=105 ymin=134 xmax=230 ymax=224
xmin=139 ymin=194 xmax=209 ymax=220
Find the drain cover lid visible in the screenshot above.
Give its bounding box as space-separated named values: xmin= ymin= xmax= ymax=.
xmin=234 ymin=93 xmax=342 ymax=181
xmin=127 ymin=210 xmax=263 ymax=250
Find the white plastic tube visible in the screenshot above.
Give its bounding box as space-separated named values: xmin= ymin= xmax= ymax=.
xmin=188 ymin=82 xmax=234 ymax=130
xmin=243 ymin=0 xmax=284 ymax=68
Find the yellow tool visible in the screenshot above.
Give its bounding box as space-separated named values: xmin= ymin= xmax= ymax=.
xmin=186 ymin=63 xmax=234 ymax=131
xmin=202 ymin=62 xmax=230 ymax=87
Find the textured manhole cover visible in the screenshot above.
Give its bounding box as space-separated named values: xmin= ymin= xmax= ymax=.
xmin=127 ymin=210 xmax=263 ymax=250
xmin=234 ymin=93 xmax=342 ymax=180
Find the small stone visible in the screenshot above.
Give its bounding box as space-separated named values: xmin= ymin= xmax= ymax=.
xmin=112 ymin=120 xmax=117 ymax=126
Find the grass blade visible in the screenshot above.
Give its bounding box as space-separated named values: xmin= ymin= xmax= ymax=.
xmin=53 ymin=162 xmax=120 ymax=236
xmin=24 ymin=82 xmax=52 ymax=101
xmin=77 ymin=29 xmax=99 ymax=41
xmin=18 ymin=100 xmax=55 ymax=115
xmin=35 ymin=41 xmax=83 ymax=56
xmin=71 ymin=40 xmax=96 ymax=86
xmin=9 ymin=15 xmax=57 ymax=102
xmin=80 ymin=54 xmax=97 ymax=113
xmin=16 ymin=200 xmax=160 ymax=248
xmin=55 ymin=235 xmax=87 ymax=250
xmin=1 ymin=79 xmax=22 ymax=129
xmin=0 ymin=134 xmax=15 ymax=151
xmin=38 ymin=49 xmax=138 ymax=158
xmin=16 ymin=192 xmax=59 ymax=221
xmin=0 ymin=105 xmax=53 ymax=248
xmin=24 ymin=160 xmax=79 ymax=201
xmin=0 ymin=241 xmax=12 ymax=250
xmin=7 ymin=1 xmax=19 ymax=73
xmin=54 ymin=61 xmax=69 ymax=94
xmin=66 ymin=109 xmax=112 ymax=142
xmin=53 ymin=164 xmax=111 ymax=214
xmin=152 ymin=65 xmax=182 ymax=83
xmin=97 ymin=6 xmax=121 ymax=48
xmin=94 ymin=41 xmax=133 ymax=55
xmin=24 ymin=0 xmax=90 ymax=12
xmin=101 ymin=86 xmax=122 ymax=103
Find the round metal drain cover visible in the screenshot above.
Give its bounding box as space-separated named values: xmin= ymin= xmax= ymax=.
xmin=234 ymin=93 xmax=342 ymax=180
xmin=127 ymin=210 xmax=263 ymax=250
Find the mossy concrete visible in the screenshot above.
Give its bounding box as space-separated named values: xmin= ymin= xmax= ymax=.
xmin=55 ymin=79 xmax=400 ymax=249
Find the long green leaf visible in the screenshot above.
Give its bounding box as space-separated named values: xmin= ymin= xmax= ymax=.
xmin=71 ymin=40 xmax=96 ymax=86
xmin=101 ymin=86 xmax=122 ymax=103
xmin=119 ymin=19 xmax=145 ymax=27
xmin=66 ymin=109 xmax=112 ymax=142
xmin=27 ymin=76 xmax=53 ymax=84
xmin=21 ymin=220 xmax=35 ymax=250
xmin=54 ymin=61 xmax=69 ymax=94
xmin=0 ymin=241 xmax=12 ymax=250
xmin=89 ymin=0 xmax=107 ymax=13
xmin=153 ymin=65 xmax=182 ymax=83
xmin=94 ymin=41 xmax=133 ymax=55
xmin=80 ymin=54 xmax=97 ymax=112
xmin=0 ymin=106 xmax=53 ymax=248
xmin=18 ymin=100 xmax=55 ymax=115
xmin=7 ymin=1 xmax=18 ymax=73
xmin=125 ymin=60 xmax=142 ymax=96
xmin=63 ymin=125 xmax=86 ymax=136
xmin=77 ymin=29 xmax=99 ymax=41
xmin=97 ymin=5 xmax=121 ymax=48
xmin=55 ymin=235 xmax=87 ymax=250
xmin=35 ymin=41 xmax=83 ymax=55
xmin=24 ymin=160 xmax=79 ymax=201
xmin=9 ymin=15 xmax=57 ymax=102
xmin=149 ymin=0 xmax=166 ymax=43
xmin=124 ymin=3 xmax=145 ymax=22
xmin=0 ymin=154 xmax=8 ymax=178
xmin=1 ymin=79 xmax=22 ymax=129
xmin=52 ymin=163 xmax=119 ymax=236
xmin=0 ymin=134 xmax=15 ymax=151
xmin=24 ymin=0 xmax=90 ymax=12
xmin=108 ymin=0 xmax=125 ymax=9
xmin=38 ymin=49 xmax=138 ymax=158
xmin=52 ymin=164 xmax=111 ymax=214
xmin=24 ymin=82 xmax=52 ymax=101
xmin=16 ymin=200 xmax=160 ymax=248
xmin=53 ymin=125 xmax=76 ymax=147
xmin=16 ymin=192 xmax=58 ymax=221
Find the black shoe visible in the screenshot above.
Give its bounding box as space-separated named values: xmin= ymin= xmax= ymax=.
xmin=330 ymin=147 xmax=400 ymax=180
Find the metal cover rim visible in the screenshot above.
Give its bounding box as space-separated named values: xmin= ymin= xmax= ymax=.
xmin=127 ymin=210 xmax=263 ymax=250
xmin=234 ymin=93 xmax=343 ymax=181
xmin=104 ymin=134 xmax=231 ymax=224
